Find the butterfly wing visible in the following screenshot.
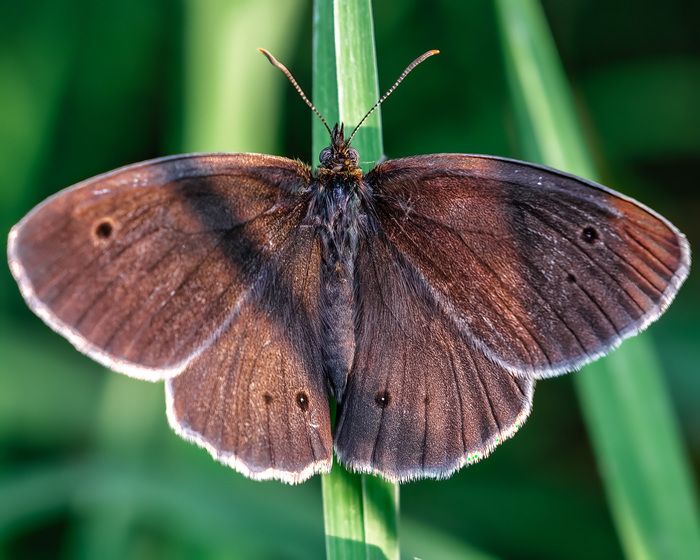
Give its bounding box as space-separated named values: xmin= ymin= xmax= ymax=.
xmin=10 ymin=153 xmax=333 ymax=481
xmin=334 ymin=231 xmax=533 ymax=481
xmin=8 ymin=153 xmax=312 ymax=380
xmin=366 ymin=154 xmax=690 ymax=378
xmin=167 ymin=204 xmax=332 ymax=482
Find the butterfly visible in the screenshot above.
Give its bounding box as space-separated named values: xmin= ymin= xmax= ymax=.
xmin=7 ymin=49 xmax=690 ymax=483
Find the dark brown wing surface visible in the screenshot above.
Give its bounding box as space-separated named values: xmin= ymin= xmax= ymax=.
xmin=366 ymin=154 xmax=690 ymax=378
xmin=167 ymin=206 xmax=332 ymax=482
xmin=10 ymin=152 xmax=333 ymax=481
xmin=8 ymin=153 xmax=312 ymax=380
xmin=334 ymin=231 xmax=533 ymax=482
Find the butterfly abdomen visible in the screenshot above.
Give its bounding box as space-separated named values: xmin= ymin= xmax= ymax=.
xmin=310 ymin=176 xmax=367 ymax=399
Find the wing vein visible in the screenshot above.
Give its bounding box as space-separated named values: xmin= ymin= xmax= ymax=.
xmin=573 ymin=280 xmax=622 ymax=337
xmin=623 ymin=227 xmax=676 ymax=277
xmin=517 ymin=201 xmax=648 ymax=315
xmin=603 ymin=242 xmax=665 ymax=296
xmin=132 ymin=233 xmax=231 ymax=362
xmin=446 ymin=341 xmax=468 ymax=455
xmin=446 ymin=226 xmax=554 ymax=365
xmin=383 ymin=215 xmax=545 ymax=366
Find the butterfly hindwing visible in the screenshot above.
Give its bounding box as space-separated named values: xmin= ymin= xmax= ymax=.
xmin=366 ymin=154 xmax=690 ymax=378
xmin=334 ymin=230 xmax=533 ymax=482
xmin=167 ymin=207 xmax=332 ymax=482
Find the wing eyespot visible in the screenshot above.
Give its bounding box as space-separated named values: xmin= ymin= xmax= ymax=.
xmin=374 ymin=390 xmax=391 ymax=408
xmin=93 ymin=218 xmax=115 ymax=242
xmin=580 ymin=226 xmax=599 ymax=244
xmin=295 ymin=391 xmax=309 ymax=411
xmin=566 ymin=273 xmax=577 ymax=283
xmin=262 ymin=392 xmax=273 ymax=405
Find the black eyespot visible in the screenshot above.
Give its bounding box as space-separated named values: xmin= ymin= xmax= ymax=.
xmin=95 ymin=220 xmax=113 ymax=239
xmin=263 ymin=392 xmax=273 ymax=405
xmin=581 ymin=226 xmax=598 ymax=243
xmin=375 ymin=391 xmax=390 ymax=408
xmin=295 ymin=391 xmax=309 ymax=411
xmin=566 ymin=273 xmax=577 ymax=283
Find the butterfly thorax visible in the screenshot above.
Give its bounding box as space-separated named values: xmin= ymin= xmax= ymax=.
xmin=310 ymin=123 xmax=367 ymax=257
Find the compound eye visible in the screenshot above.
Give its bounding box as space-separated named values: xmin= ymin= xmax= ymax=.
xmin=319 ymin=147 xmax=332 ymax=165
xmin=348 ymin=148 xmax=359 ymax=163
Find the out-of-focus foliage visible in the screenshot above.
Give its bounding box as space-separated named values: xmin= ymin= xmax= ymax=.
xmin=1 ymin=0 xmax=698 ymax=558
xmin=495 ymin=1 xmax=699 ymax=558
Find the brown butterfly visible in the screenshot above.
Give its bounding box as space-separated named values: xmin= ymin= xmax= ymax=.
xmin=7 ymin=50 xmax=690 ymax=483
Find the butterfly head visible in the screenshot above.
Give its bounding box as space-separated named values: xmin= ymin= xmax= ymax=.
xmin=319 ymin=124 xmax=360 ymax=172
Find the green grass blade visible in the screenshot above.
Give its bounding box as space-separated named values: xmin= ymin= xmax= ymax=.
xmin=312 ymin=0 xmax=339 ymax=159
xmin=494 ymin=1 xmax=700 ymax=558
xmin=331 ymin=0 xmax=383 ymax=168
xmin=314 ymin=1 xmax=399 ymax=558
xmin=361 ymin=475 xmax=399 ymax=560
xmin=322 ymin=451 xmax=367 ymax=559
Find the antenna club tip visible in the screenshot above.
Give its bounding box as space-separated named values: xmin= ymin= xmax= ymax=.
xmin=430 ymin=49 xmax=440 ymax=55
xmin=258 ymin=48 xmax=275 ymax=63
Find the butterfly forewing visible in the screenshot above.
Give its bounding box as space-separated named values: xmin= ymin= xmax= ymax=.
xmin=334 ymin=230 xmax=533 ymax=482
xmin=8 ymin=153 xmax=312 ymax=380
xmin=367 ymin=154 xmax=690 ymax=378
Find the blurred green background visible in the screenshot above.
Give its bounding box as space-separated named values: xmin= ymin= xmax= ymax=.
xmin=1 ymin=0 xmax=698 ymax=558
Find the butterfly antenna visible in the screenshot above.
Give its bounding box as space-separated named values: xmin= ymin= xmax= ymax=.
xmin=347 ymin=49 xmax=440 ymax=144
xmin=258 ymin=48 xmax=332 ymax=136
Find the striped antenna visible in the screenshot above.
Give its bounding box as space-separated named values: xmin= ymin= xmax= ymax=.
xmin=347 ymin=50 xmax=440 ymax=144
xmin=258 ymin=48 xmax=332 ymax=136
